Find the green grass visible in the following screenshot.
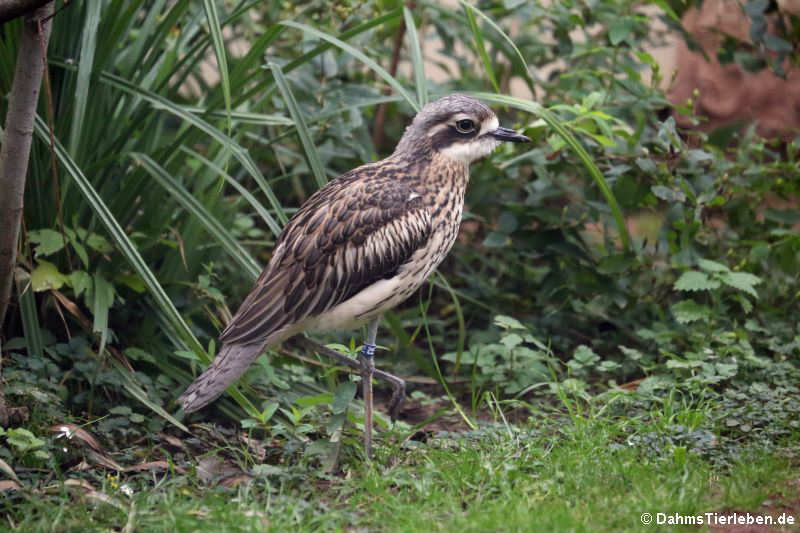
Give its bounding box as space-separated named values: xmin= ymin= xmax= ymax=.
xmin=4 ymin=398 xmax=797 ymax=532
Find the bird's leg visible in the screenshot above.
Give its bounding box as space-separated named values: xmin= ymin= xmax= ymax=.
xmin=293 ymin=336 xmax=407 ymax=420
xmin=294 ymin=335 xmax=406 ymax=436
xmin=360 ymin=317 xmax=379 ymax=458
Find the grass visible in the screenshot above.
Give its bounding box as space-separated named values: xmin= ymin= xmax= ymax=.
xmin=4 ymin=393 xmax=797 ymax=532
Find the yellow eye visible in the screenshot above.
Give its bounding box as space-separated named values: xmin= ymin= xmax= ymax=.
xmin=455 ymin=119 xmax=476 ymax=134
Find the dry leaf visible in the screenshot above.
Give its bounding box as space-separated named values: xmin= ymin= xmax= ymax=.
xmin=0 ymin=458 xmax=22 ymax=485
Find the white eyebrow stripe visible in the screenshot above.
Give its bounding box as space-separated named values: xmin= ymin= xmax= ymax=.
xmin=480 ymin=116 xmax=499 ymax=136
xmin=426 ymin=123 xmax=450 ymax=137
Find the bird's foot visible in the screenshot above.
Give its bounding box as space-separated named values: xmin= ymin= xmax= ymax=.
xmin=387 ymin=379 xmax=406 ymax=422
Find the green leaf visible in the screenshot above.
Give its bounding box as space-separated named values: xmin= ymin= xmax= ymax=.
xmin=258 ymin=401 xmax=280 ymax=424
xmin=331 ymin=381 xmax=357 ymax=414
xmin=110 ymin=406 xmax=132 ymax=416
xmin=474 ymin=93 xmax=631 ymax=251
xmin=762 ymin=208 xmax=800 ymax=225
xmin=674 ymin=271 xmax=721 ymax=292
xmin=68 ymin=0 xmax=102 ymax=158
xmin=115 ymin=272 xmax=146 ymax=293
xmin=608 ymin=18 xmax=633 ymax=46
xmin=494 ymin=315 xmax=526 ymax=330
xmin=697 ymin=259 xmax=728 ymax=272
xmin=202 ymin=0 xmax=232 ymax=135
xmin=483 ymin=231 xmax=509 ymax=248
xmin=497 ymin=212 xmax=518 ymax=234
xmin=500 ymin=333 xmax=523 ymax=349
xmin=96 ymin=71 xmax=285 ymax=232
xmin=651 ymin=185 xmax=686 ymax=203
xmin=619 ymin=345 xmax=643 ymax=361
xmin=719 ymin=271 xmax=762 ymax=298
xmin=32 ymin=117 xmax=262 ymax=419
xmin=636 ymin=157 xmax=657 ymax=173
xmin=87 ymin=233 xmax=113 ymax=254
xmin=109 ymin=357 xmax=189 ymax=433
xmin=671 ymin=300 xmax=711 ymax=324
xmin=6 ymin=428 xmax=45 ymax=453
xmin=403 ymin=6 xmax=428 ymax=107
xmin=598 ymin=360 xmax=621 ymax=372
xmin=16 ymin=273 xmax=43 ymax=359
xmin=571 ymin=345 xmax=600 ymax=366
xmin=459 ymin=1 xmax=535 ymax=89
xmin=28 ymin=229 xmax=66 ymax=257
xmin=763 ymin=33 xmax=792 ymax=53
xmin=92 ymin=273 xmax=115 ymax=355
xmin=280 ymin=21 xmax=419 ymax=112
xmin=31 ymin=260 xmax=66 ymax=291
xmin=269 ymin=62 xmax=328 ymax=189
xmin=597 ymin=253 xmax=635 ymax=274
xmin=463 ymin=2 xmax=500 ymax=93
xmin=131 ymin=153 xmax=261 ymax=279
xmin=67 ymin=270 xmax=92 ymax=297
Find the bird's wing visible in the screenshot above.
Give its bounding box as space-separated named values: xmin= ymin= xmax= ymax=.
xmin=219 ymin=168 xmax=431 ymax=346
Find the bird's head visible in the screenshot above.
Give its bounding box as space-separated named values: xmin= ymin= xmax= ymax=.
xmin=394 ymin=94 xmax=530 ymax=164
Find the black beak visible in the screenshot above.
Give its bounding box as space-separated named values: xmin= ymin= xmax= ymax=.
xmin=489 ymin=126 xmax=530 ymax=143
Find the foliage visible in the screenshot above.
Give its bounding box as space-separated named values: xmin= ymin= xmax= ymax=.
xmin=0 ymin=0 xmax=798 ymax=506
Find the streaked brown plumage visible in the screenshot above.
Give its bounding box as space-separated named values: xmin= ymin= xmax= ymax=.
xmin=179 ymin=95 xmax=529 ymax=446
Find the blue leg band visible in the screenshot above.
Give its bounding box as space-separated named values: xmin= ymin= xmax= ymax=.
xmin=361 ymin=343 xmax=376 ymax=358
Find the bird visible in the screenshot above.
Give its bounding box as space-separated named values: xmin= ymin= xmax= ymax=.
xmin=179 ymin=93 xmax=530 ymax=456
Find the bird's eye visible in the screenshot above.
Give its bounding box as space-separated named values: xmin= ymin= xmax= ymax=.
xmin=455 ymin=119 xmax=476 ymax=134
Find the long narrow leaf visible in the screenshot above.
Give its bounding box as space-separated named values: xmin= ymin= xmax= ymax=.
xmin=34 ymin=116 xmax=204 ymax=356
xmin=95 ymin=69 xmax=287 ymax=231
xmin=68 ymin=0 xmax=102 ymax=157
xmin=33 ymin=117 xmax=259 ymax=417
xmin=282 ymin=8 xmax=402 ymax=77
xmin=16 ymin=275 xmax=43 ymax=359
xmin=236 ymin=10 xmax=403 ymax=107
xmin=178 ymin=107 xmax=293 ymax=126
xmin=131 ymin=153 xmax=261 ymax=279
xmin=180 ymin=146 xmax=276 ymax=267
xmin=270 ymin=62 xmax=327 ymax=189
xmin=473 ymin=93 xmax=631 ymax=250
xmin=110 ymin=358 xmax=189 ymax=432
xmin=280 ymin=20 xmax=420 ymax=112
xmin=202 ymin=0 xmax=232 ymax=134
xmin=459 ymin=1 xmax=535 ymax=90
xmin=462 ymin=4 xmax=500 ymax=93
xmin=403 ymin=6 xmax=428 ymax=108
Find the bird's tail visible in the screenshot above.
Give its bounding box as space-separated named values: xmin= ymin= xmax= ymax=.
xmin=179 ymin=342 xmax=264 ymax=413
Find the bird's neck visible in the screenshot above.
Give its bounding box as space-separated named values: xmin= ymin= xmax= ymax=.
xmin=409 ymin=152 xmax=470 ymax=211
xmin=387 ymin=149 xmax=470 ymax=205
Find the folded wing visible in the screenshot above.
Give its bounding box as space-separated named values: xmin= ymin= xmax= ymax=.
xmin=220 ymin=170 xmax=431 ymax=346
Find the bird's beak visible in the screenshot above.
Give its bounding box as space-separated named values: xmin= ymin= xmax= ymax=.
xmin=489 ymin=126 xmax=530 ymax=143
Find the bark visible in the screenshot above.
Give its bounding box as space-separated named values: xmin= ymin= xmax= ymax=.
xmin=0 ymin=2 xmax=53 ymax=330
xmin=0 ymin=0 xmax=52 ymax=24
xmin=0 ymin=2 xmax=53 ymax=426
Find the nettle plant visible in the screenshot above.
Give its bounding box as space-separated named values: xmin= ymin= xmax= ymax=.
xmin=671 ymin=259 xmax=763 ymax=324
xmin=442 ymin=315 xmax=554 ymax=397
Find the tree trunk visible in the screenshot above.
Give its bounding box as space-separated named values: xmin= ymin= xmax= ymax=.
xmin=0 ymin=1 xmax=53 ymax=426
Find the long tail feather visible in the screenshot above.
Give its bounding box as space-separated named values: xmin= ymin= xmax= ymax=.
xmin=179 ymin=342 xmax=264 ymax=412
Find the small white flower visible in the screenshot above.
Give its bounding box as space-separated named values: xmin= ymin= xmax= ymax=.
xmin=120 ymin=484 xmax=134 ymax=497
